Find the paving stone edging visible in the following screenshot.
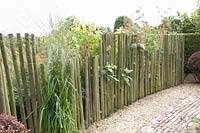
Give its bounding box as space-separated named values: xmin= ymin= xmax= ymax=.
xmin=139 ymin=96 xmax=200 ymax=133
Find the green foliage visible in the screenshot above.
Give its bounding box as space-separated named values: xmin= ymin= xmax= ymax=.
xmin=40 ymin=16 xmax=102 ymax=58
xmin=188 ymin=51 xmax=200 ymax=82
xmin=192 ymin=117 xmax=200 ymax=130
xmin=101 ymin=64 xmax=119 ymax=82
xmin=113 ymin=11 xmax=161 ymax=52
xmin=122 ymin=68 xmax=133 ymax=86
xmin=74 ymin=24 xmax=101 ymax=56
xmin=114 ymin=16 xmax=133 ymax=33
xmin=135 ymin=24 xmax=162 ymax=52
xmin=164 ymin=12 xmax=200 ymax=65
xmin=160 ymin=9 xmax=200 ymax=34
xmin=167 ymin=13 xmax=196 ymax=33
xmin=114 ymin=16 xmax=124 ymax=32
xmin=185 ymin=34 xmax=200 ymax=62
xmin=192 ymin=8 xmax=200 ymax=32
xmin=39 ymin=45 xmax=75 ymax=132
xmin=39 ymin=18 xmax=103 ymax=132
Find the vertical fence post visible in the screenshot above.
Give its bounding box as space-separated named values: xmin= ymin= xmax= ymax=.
xmin=25 ymin=33 xmax=38 ymax=132
xmin=150 ymin=52 xmax=154 ymax=93
xmin=129 ymin=35 xmax=134 ymax=103
xmin=139 ymin=49 xmax=144 ymax=98
xmin=135 ymin=43 xmax=139 ymax=100
xmin=84 ymin=57 xmax=90 ymax=127
xmin=163 ymin=35 xmax=168 ymax=89
xmin=74 ymin=58 xmax=80 ymax=128
xmin=69 ymin=60 xmax=77 ymax=130
xmin=100 ymin=41 xmax=104 ymax=119
xmin=114 ymin=35 xmax=118 ymax=109
xmin=124 ymin=34 xmax=128 ymax=105
xmin=102 ymin=34 xmax=108 ymax=117
xmin=110 ymin=34 xmax=115 ymax=111
xmin=17 ymin=33 xmax=34 ymax=132
xmin=117 ymin=34 xmax=121 ymax=108
xmin=76 ymin=59 xmax=85 ymax=129
xmin=0 ymin=33 xmax=16 ymax=116
xmin=181 ymin=35 xmax=185 ymax=83
xmin=118 ymin=34 xmax=124 ymax=108
xmin=0 ymin=61 xmax=6 ymax=113
xmin=145 ymin=51 xmax=150 ymax=95
xmin=168 ymin=35 xmax=172 ymax=87
xmin=31 ymin=34 xmax=41 ymax=109
xmin=175 ymin=35 xmax=179 ymax=85
xmin=160 ymin=47 xmax=164 ymax=90
xmin=0 ymin=60 xmax=10 ymax=114
xmin=92 ymin=56 xmax=100 ymax=121
xmin=8 ymin=34 xmax=26 ymax=125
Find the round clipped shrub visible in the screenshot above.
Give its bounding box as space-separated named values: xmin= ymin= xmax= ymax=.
xmin=0 ymin=113 xmax=30 ymax=133
xmin=188 ymin=51 xmax=200 ymax=82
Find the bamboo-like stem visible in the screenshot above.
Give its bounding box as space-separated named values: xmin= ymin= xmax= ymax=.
xmin=25 ymin=33 xmax=38 ymax=133
xmin=0 ymin=61 xmax=6 ymax=113
xmin=31 ymin=34 xmax=41 ymax=109
xmin=17 ymin=33 xmax=34 ymax=132
xmin=0 ymin=33 xmax=16 ymax=116
xmin=8 ymin=34 xmax=26 ymax=125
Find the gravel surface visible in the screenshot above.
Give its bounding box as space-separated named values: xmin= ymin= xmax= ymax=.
xmin=84 ymin=83 xmax=200 ymax=133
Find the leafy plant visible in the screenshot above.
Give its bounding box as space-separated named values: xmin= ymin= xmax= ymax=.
xmin=192 ymin=117 xmax=200 ymax=130
xmin=101 ymin=64 xmax=119 ymax=82
xmin=0 ymin=113 xmax=30 ymax=133
xmin=159 ymin=10 xmax=200 ymax=34
xmin=40 ymin=16 xmax=102 ymax=58
xmin=114 ymin=16 xmax=133 ymax=33
xmin=39 ymin=45 xmax=75 ymax=132
xmin=122 ymin=68 xmax=133 ymax=86
xmin=74 ymin=23 xmax=101 ymax=57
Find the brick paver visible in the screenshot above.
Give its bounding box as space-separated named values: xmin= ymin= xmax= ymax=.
xmin=139 ymin=96 xmax=200 ymax=133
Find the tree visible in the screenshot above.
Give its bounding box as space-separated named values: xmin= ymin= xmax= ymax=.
xmin=159 ymin=9 xmax=200 ymax=33
xmin=114 ymin=16 xmax=133 ymax=32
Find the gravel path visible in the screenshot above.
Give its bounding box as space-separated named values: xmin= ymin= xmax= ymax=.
xmin=84 ymin=84 xmax=200 ymax=133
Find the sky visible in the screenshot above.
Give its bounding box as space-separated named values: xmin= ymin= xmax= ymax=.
xmin=0 ymin=0 xmax=197 ymax=36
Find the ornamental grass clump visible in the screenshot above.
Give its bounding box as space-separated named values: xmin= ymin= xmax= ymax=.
xmin=39 ymin=44 xmax=76 ymax=133
xmin=0 ymin=113 xmax=30 ymax=133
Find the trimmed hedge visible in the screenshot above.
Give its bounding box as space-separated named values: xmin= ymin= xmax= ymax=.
xmin=185 ymin=34 xmax=200 ymax=62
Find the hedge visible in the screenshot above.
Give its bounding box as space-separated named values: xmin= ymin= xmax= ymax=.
xmin=184 ymin=34 xmax=200 ymax=62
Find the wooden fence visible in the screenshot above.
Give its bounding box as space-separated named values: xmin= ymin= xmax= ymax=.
xmin=0 ymin=33 xmax=185 ymax=132
xmin=83 ymin=34 xmax=185 ymax=127
xmin=0 ymin=33 xmax=40 ymax=133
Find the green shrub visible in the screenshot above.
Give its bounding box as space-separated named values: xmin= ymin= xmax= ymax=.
xmin=114 ymin=16 xmax=133 ymax=32
xmin=188 ymin=51 xmax=200 ymax=82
